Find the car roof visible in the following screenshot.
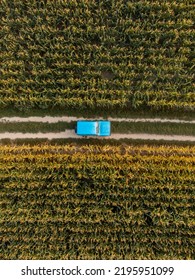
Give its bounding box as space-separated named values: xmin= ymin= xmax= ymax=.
xmin=77 ymin=121 xmax=97 ymax=135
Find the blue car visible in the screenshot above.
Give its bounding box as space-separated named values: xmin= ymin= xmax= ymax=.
xmin=75 ymin=120 xmax=111 ymax=136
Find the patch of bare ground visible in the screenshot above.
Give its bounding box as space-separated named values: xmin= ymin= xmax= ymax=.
xmin=0 ymin=131 xmax=194 ymax=142
xmin=1 ymin=116 xmax=195 ymax=124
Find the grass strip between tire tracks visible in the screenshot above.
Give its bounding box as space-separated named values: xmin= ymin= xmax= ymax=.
xmin=0 ymin=121 xmax=195 ymax=136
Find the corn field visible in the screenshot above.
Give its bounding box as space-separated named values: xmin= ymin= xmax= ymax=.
xmin=0 ymin=0 xmax=194 ymax=111
xmin=0 ymin=144 xmax=194 ymax=259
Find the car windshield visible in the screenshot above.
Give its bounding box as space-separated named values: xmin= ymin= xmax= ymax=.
xmin=96 ymin=122 xmax=99 ymax=135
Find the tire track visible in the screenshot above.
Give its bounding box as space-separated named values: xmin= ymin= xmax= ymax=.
xmin=0 ymin=131 xmax=195 ymax=142
xmin=1 ymin=116 xmax=195 ymax=124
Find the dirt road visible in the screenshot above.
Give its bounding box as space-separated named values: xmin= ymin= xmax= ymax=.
xmin=1 ymin=115 xmax=194 ymax=142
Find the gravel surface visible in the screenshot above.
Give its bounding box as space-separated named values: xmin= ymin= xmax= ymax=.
xmin=0 ymin=131 xmax=195 ymax=141
xmin=1 ymin=116 xmax=195 ymax=123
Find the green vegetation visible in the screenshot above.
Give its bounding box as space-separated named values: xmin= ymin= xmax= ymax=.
xmin=111 ymin=121 xmax=195 ymax=135
xmin=0 ymin=107 xmax=195 ymax=120
xmin=0 ymin=0 xmax=194 ymax=113
xmin=0 ymin=121 xmax=75 ymax=133
xmin=0 ymin=144 xmax=194 ymax=259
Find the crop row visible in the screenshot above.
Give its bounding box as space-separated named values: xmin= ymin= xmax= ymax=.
xmin=0 ymin=144 xmax=194 ymax=259
xmin=0 ymin=0 xmax=194 ymax=112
